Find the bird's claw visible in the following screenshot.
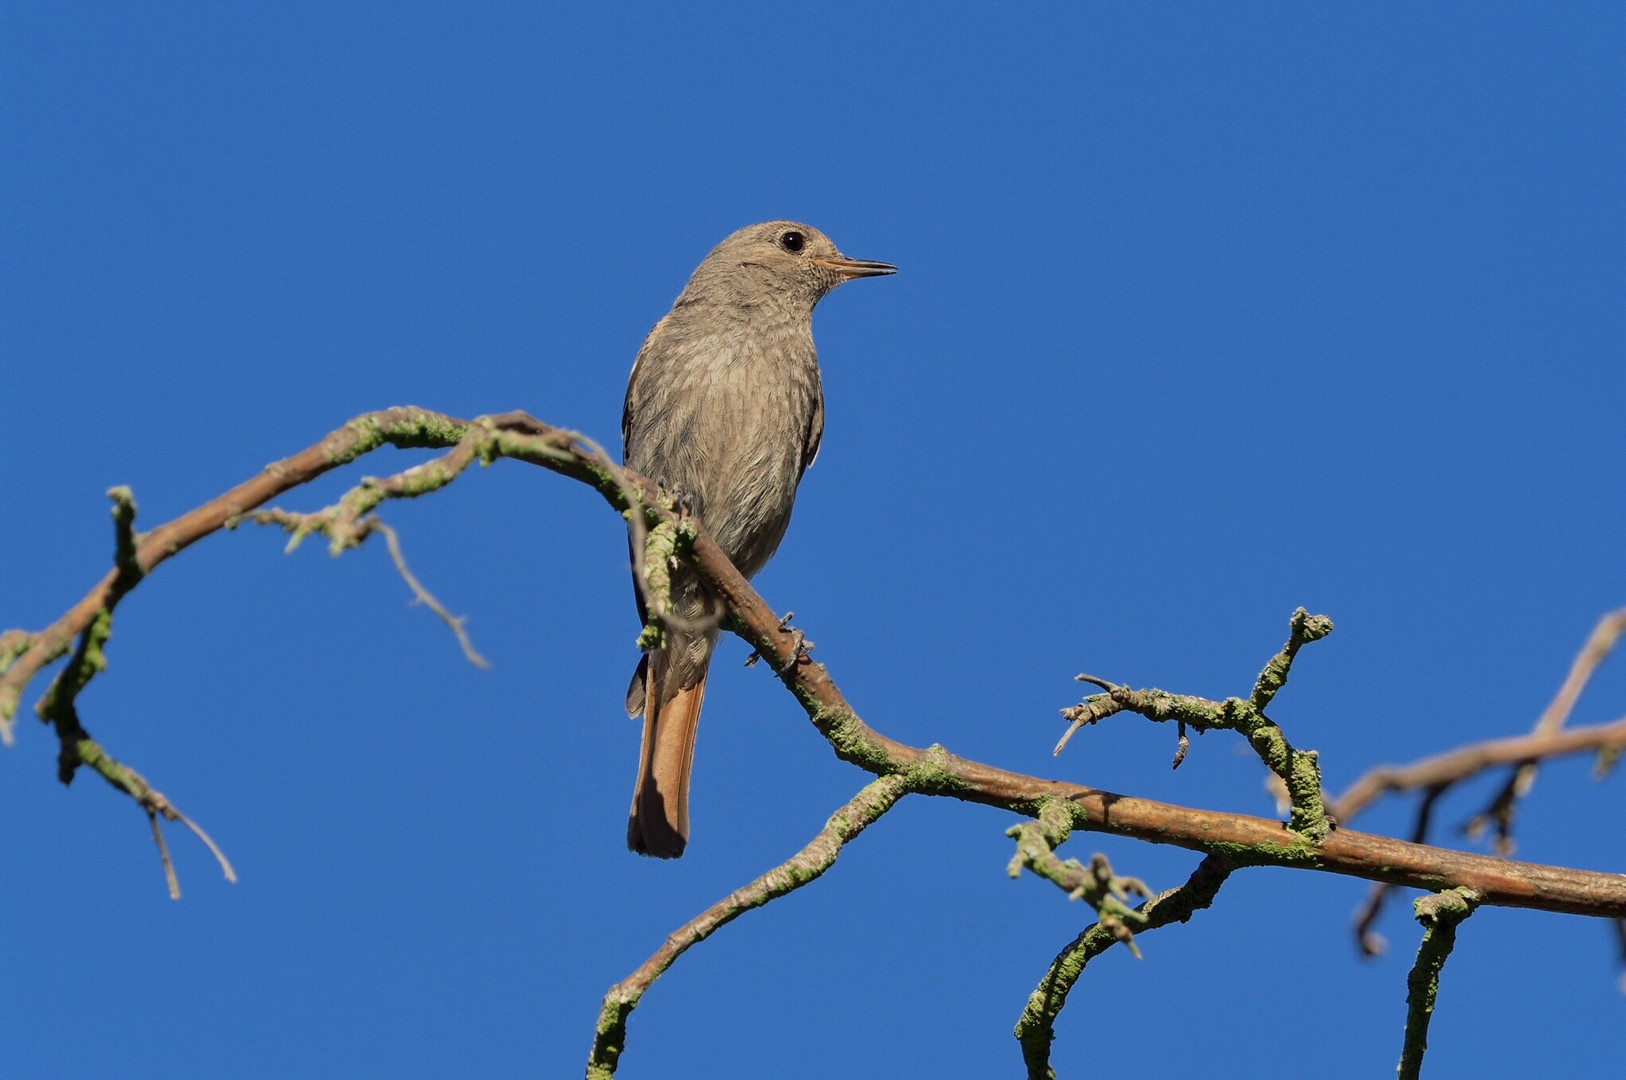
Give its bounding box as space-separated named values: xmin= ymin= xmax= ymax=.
xmin=743 ymin=612 xmax=814 ymax=672
xmin=776 ymin=614 xmax=814 ymax=675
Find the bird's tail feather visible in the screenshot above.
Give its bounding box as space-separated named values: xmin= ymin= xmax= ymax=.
xmin=627 ymin=649 xmax=709 ymax=858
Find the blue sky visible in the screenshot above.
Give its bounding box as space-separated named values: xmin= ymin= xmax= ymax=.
xmin=3 ymin=4 xmax=1623 ymax=1077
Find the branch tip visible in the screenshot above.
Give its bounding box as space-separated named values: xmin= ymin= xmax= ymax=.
xmin=148 ymin=809 xmax=182 ymax=900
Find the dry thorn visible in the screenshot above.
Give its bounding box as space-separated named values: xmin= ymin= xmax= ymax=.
xmin=1053 ymin=675 xmax=1127 ymax=755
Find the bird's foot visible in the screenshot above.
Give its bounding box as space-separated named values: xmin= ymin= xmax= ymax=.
xmin=659 ymin=480 xmax=696 ymax=517
xmin=776 ymin=613 xmax=814 ymax=674
xmin=743 ymin=611 xmax=814 ymax=672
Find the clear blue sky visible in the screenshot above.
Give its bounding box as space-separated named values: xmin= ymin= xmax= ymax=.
xmin=4 ymin=4 xmax=1623 ymax=1077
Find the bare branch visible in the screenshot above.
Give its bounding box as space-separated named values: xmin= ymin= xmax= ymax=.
xmin=1469 ymin=607 xmax=1626 ymax=853
xmin=1534 ymin=607 xmax=1626 ymax=737
xmin=1332 ymin=715 xmax=1626 ymax=826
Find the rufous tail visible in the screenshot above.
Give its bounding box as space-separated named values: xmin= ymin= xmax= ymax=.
xmin=627 ymin=652 xmax=709 ymax=858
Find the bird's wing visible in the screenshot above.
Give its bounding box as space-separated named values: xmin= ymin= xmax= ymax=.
xmin=801 ymin=382 xmax=825 ymax=475
xmin=623 ymin=315 xmax=670 ymax=448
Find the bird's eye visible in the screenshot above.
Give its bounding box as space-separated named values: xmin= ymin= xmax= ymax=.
xmin=779 ymin=231 xmax=805 ymax=253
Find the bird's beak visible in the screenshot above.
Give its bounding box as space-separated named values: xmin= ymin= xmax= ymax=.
xmin=812 ymin=256 xmax=898 ymax=280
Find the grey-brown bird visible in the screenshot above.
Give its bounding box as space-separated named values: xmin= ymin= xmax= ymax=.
xmin=622 ymin=221 xmax=895 ymax=858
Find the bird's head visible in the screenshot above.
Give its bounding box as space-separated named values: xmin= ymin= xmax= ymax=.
xmin=682 ymin=221 xmax=896 ymax=310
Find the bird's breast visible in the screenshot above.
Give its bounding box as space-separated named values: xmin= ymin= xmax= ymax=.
xmin=625 ymin=317 xmax=822 ymax=575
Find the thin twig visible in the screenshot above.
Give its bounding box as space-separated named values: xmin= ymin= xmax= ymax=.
xmin=374 ymin=520 xmax=490 ymax=669
xmin=1471 ymin=606 xmax=1626 ymax=853
xmin=148 ymin=809 xmax=182 ymax=900
xmin=176 ymin=810 xmax=239 ymax=884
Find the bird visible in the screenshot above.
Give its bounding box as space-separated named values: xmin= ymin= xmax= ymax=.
xmin=622 ymin=221 xmax=896 ymax=858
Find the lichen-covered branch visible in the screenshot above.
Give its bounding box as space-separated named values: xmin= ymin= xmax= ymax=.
xmin=1397 ymin=887 xmax=1481 ymax=1080
xmin=7 ymin=408 xmax=1625 ymax=921
xmin=1 ymin=407 xmax=483 ymax=744
xmin=586 ymin=774 xmax=909 ymax=1079
xmin=1006 ymin=799 xmax=1152 ymax=951
xmin=3 ymin=404 xmax=1624 ymax=1076
xmin=1014 ymin=854 xmax=1232 ymax=1080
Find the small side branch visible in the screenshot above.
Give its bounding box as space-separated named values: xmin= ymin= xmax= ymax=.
xmin=586 ymin=775 xmax=909 ymax=1080
xmin=1398 ymin=887 xmax=1482 ymax=1080
xmin=1059 ymin=643 xmax=1332 ymax=842
xmin=1331 ymin=715 xmax=1626 ymax=826
xmin=1468 ymin=606 xmax=1626 ymax=855
xmin=1329 ymin=611 xmax=1626 ymax=954
xmin=1006 ymin=800 xmax=1152 ymax=952
xmin=1014 ymin=854 xmax=1232 ymax=1080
